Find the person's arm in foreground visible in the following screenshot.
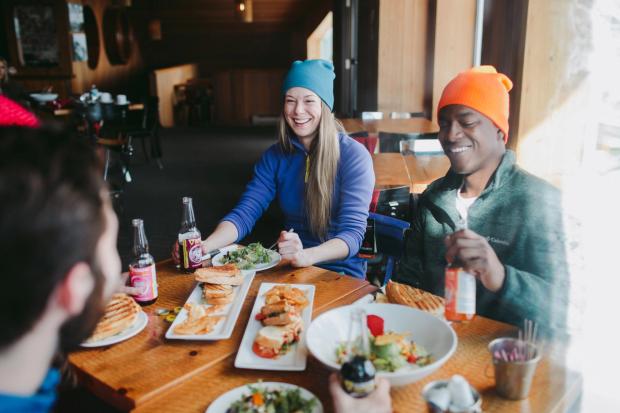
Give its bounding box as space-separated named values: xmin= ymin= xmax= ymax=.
xmin=329 ymin=373 xmax=392 ymax=413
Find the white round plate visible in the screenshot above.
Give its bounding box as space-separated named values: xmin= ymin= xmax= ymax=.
xmin=212 ymin=245 xmax=281 ymax=272
xmin=30 ymin=93 xmax=58 ymax=102
xmin=307 ymin=303 xmax=457 ymax=387
xmin=205 ymin=382 xmax=323 ymax=413
xmin=81 ymin=311 xmax=148 ymax=348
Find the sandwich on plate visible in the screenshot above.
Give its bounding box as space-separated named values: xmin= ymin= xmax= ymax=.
xmin=195 ymin=264 xmax=243 ymax=285
xmin=252 ymin=285 xmax=307 ymax=359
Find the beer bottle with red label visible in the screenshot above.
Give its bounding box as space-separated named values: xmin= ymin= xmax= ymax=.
xmin=129 ymin=219 xmax=158 ymax=306
xmin=178 ymin=197 xmax=202 ymax=273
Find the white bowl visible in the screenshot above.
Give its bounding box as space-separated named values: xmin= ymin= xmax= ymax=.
xmin=306 ymin=303 xmax=457 ymax=387
xmin=30 ymin=93 xmax=58 ymax=103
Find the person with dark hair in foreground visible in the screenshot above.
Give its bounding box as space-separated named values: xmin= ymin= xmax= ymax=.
xmin=395 ymin=66 xmax=569 ymax=337
xmin=0 ymin=125 xmax=122 ymax=411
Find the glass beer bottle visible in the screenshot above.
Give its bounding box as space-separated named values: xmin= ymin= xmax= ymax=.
xmin=129 ymin=219 xmax=158 ymax=306
xmin=444 ymin=219 xmax=476 ymax=322
xmin=178 ymin=197 xmax=202 ymax=273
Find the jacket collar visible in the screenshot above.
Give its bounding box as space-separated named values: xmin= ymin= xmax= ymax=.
xmin=289 ymin=136 xmax=308 ymax=154
xmin=425 ymin=150 xmax=517 ymax=228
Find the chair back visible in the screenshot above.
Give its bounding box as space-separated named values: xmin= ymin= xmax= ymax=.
xmin=350 ymin=131 xmax=378 ymax=154
xmin=364 ymin=212 xmax=410 ymax=285
xmin=378 ymin=132 xmax=420 ymax=153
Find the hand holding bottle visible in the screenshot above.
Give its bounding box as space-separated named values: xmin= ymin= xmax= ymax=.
xmin=444 ymin=228 xmax=505 ymax=292
xmin=329 ymin=373 xmax=392 ymax=413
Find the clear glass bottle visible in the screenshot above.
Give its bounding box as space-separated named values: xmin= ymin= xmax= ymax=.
xmin=129 ymin=219 xmax=158 ymax=306
xmin=340 ymin=308 xmax=376 ymax=397
xmin=178 ymin=197 xmax=202 ymax=273
xmin=444 ymin=219 xmax=476 ymax=322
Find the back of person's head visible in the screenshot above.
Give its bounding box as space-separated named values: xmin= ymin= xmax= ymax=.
xmin=0 ymin=126 xmax=106 ymax=349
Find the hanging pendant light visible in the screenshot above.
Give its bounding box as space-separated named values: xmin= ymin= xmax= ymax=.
xmin=235 ymin=0 xmax=253 ymax=23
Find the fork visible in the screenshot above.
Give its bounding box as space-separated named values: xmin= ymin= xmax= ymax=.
xmin=268 ymin=228 xmax=294 ymax=250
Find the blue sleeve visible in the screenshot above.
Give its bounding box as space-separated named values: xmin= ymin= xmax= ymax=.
xmin=222 ymin=146 xmax=278 ymax=242
xmin=334 ymin=140 xmax=375 ymax=258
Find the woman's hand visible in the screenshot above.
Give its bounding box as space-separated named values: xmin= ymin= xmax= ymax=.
xmin=329 ymin=373 xmax=392 ymax=413
xmin=277 ymin=230 xmax=314 ymax=267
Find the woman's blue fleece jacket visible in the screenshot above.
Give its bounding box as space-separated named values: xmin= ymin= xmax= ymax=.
xmin=223 ymin=133 xmax=375 ymax=278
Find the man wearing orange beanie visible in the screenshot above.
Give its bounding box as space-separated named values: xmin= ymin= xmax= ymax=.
xmin=395 ymin=66 xmax=568 ymax=337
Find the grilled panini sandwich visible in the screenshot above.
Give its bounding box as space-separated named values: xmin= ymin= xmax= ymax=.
xmin=195 ymin=264 xmax=243 ymax=285
xmin=202 ymin=283 xmax=235 ymax=305
xmin=385 ymin=281 xmax=445 ymax=318
xmin=87 ymin=294 xmax=142 ymax=342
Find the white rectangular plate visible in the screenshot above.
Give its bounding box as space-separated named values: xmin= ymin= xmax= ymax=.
xmin=165 ymin=271 xmax=256 ymax=340
xmin=234 ymin=282 xmax=315 ymax=371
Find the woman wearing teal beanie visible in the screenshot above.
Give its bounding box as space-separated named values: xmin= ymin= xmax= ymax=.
xmin=174 ymin=60 xmax=375 ymax=278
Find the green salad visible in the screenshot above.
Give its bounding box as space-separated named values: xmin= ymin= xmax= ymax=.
xmin=221 ymin=243 xmax=273 ymax=270
xmin=336 ymin=315 xmax=432 ymax=372
xmin=225 ymin=385 xmax=317 ymax=413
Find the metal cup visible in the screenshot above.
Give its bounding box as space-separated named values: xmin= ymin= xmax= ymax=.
xmin=488 ymin=337 xmax=541 ymax=400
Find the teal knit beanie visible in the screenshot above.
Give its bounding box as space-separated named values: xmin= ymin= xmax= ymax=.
xmin=282 ymin=59 xmax=335 ymax=110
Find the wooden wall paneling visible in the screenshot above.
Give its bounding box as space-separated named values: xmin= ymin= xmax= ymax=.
xmin=2 ymin=0 xmax=73 ymax=97
xmin=213 ymin=70 xmax=234 ymax=124
xmin=377 ymin=0 xmax=429 ymax=114
xmin=150 ymin=63 xmax=199 ymax=127
xmin=430 ymin=0 xmax=476 ymax=121
xmin=515 ymin=0 xmax=593 ymax=185
xmin=71 ymin=0 xmax=145 ymax=97
xmin=481 ymin=0 xmax=529 ymax=149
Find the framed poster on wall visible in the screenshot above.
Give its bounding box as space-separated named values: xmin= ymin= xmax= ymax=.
xmin=2 ymin=0 xmax=72 ymax=77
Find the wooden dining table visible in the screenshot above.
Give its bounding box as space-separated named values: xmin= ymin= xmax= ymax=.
xmin=339 ymin=117 xmax=439 ymax=134
xmin=68 ymin=261 xmax=581 ymax=413
xmin=372 ymin=153 xmax=451 ymax=193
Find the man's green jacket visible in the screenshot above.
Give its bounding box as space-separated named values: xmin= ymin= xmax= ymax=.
xmin=395 ymin=150 xmax=568 ymax=335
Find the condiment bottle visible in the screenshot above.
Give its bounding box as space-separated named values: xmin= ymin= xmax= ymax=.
xmin=178 ymin=196 xmax=202 ymax=273
xmin=444 ymin=219 xmax=476 ymax=322
xmin=129 ymin=219 xmax=158 ymax=306
xmin=340 ymin=308 xmax=376 ymax=398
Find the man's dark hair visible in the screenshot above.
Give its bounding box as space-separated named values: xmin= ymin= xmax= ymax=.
xmin=0 ymin=126 xmax=106 ymax=348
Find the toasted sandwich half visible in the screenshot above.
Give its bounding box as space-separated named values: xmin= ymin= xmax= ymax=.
xmin=86 ymin=293 xmax=141 ymax=342
xmin=195 ymin=264 xmax=243 ymax=285
xmin=252 ymin=316 xmax=302 ymax=358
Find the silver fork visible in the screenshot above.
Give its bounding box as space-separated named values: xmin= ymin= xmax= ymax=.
xmin=268 ymin=228 xmax=294 ymax=250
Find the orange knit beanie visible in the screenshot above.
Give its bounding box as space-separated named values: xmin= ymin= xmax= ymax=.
xmin=437 ymin=65 xmax=512 ymax=142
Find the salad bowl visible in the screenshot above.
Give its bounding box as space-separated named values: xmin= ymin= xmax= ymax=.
xmin=306 ymin=303 xmax=457 ymax=386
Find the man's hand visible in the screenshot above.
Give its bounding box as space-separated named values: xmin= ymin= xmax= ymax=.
xmin=277 ymin=230 xmax=314 ymax=267
xmin=444 ymin=229 xmax=506 ymax=292
xmin=328 ymin=373 xmax=392 ymax=413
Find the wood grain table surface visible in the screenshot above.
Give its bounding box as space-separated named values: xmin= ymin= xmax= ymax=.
xmin=70 ymin=261 xmax=581 ymax=413
xmin=54 ymin=103 xmax=144 ymax=117
xmin=339 ymin=118 xmax=439 ymax=135
xmin=403 ymin=154 xmax=451 ymax=193
xmin=372 ymin=153 xmax=412 ymax=190
xmin=373 ymin=153 xmax=452 ymax=194
xmin=68 ymin=260 xmax=377 ymax=411
xmin=129 ymin=312 xmax=581 ymax=413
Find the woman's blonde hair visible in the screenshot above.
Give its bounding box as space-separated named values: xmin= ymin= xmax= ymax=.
xmin=278 ymin=102 xmax=344 ymax=239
